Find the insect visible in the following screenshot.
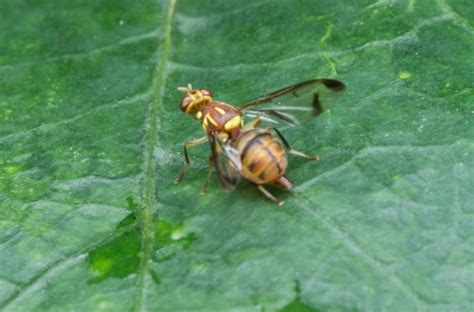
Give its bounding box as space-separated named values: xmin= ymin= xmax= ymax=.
xmin=175 ymin=79 xmax=346 ymax=204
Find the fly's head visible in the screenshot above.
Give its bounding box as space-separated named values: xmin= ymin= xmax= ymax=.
xmin=177 ymin=83 xmax=213 ymax=118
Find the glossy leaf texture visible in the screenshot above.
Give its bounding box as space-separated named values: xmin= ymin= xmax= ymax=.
xmin=1 ymin=0 xmax=473 ymax=311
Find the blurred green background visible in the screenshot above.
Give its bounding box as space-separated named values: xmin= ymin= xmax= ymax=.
xmin=0 ymin=0 xmax=473 ymax=311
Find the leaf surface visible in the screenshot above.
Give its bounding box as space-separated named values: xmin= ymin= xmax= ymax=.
xmin=1 ymin=0 xmax=473 ymax=311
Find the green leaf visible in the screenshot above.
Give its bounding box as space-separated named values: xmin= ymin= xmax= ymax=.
xmin=1 ymin=0 xmax=473 ymax=311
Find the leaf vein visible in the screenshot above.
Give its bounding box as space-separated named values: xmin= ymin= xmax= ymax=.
xmin=294 ymin=198 xmax=425 ymax=310
xmin=0 ymin=222 xmax=138 ymax=310
xmin=296 ymin=141 xmax=472 ymax=191
xmin=437 ymin=0 xmax=474 ymax=33
xmin=168 ymin=14 xmax=451 ymax=73
xmin=0 ymin=92 xmax=149 ymax=145
xmin=133 ymin=1 xmax=176 ymax=311
xmin=0 ymin=30 xmax=158 ymax=71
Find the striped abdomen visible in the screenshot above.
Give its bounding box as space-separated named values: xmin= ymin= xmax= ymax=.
xmin=234 ymin=128 xmax=288 ymax=186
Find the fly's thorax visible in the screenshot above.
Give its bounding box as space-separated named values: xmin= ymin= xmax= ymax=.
xmin=234 ymin=129 xmax=288 ymax=185
xmin=198 ymin=101 xmax=242 ymax=137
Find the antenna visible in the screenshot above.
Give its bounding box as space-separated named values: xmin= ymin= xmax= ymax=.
xmin=177 ymin=83 xmax=193 ymax=93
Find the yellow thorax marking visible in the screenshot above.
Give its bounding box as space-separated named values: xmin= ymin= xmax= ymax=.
xmin=202 ymin=114 xmax=209 ymax=130
xmin=214 ymin=107 xmax=226 ymax=115
xmin=196 ymin=111 xmax=202 ymax=119
xmin=202 ymin=114 xmax=218 ymax=131
xmin=207 ymin=115 xmax=219 ymax=126
xmin=224 ymin=115 xmax=241 ymax=131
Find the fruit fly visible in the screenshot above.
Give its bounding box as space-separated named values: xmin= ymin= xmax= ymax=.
xmin=175 ymin=79 xmax=346 ymax=205
xmin=226 ymin=125 xmax=298 ymax=206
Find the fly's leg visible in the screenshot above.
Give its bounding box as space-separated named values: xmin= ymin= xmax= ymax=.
xmin=199 ymin=154 xmax=213 ymax=194
xmin=174 ymin=136 xmax=208 ymax=184
xmin=257 ymin=185 xmax=284 ymax=206
xmin=242 ymin=116 xmax=262 ymax=131
xmin=268 ymin=127 xmax=320 ymax=160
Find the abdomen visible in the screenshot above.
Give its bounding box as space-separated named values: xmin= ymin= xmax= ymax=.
xmin=234 ymin=129 xmax=287 ymax=185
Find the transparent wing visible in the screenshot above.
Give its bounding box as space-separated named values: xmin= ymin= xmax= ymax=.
xmin=208 ymin=132 xmax=241 ymax=191
xmin=239 ymin=79 xmax=346 ymax=126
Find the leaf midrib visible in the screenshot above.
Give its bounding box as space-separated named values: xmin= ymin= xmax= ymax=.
xmin=134 ymin=0 xmax=177 ymax=311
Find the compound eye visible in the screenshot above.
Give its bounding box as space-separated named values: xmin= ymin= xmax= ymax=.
xmin=179 ymin=96 xmax=192 ymax=112
xmin=200 ymin=89 xmax=212 ymax=97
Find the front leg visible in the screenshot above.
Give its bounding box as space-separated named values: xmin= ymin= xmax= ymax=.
xmin=174 ymin=136 xmax=208 ymax=184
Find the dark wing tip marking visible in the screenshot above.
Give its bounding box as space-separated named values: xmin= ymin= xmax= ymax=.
xmin=312 ymin=93 xmax=323 ymax=116
xmin=322 ymin=79 xmax=346 ymax=92
xmin=313 ymin=79 xmax=346 ymax=115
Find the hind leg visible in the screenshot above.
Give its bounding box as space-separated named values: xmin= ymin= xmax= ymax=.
xmin=257 ymin=185 xmax=284 ymax=206
xmin=268 ymin=127 xmax=320 ymax=160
